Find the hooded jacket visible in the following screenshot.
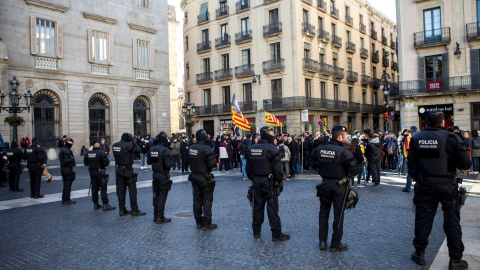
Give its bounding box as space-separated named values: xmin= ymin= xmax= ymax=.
xmin=366 ymin=139 xmax=382 ymax=163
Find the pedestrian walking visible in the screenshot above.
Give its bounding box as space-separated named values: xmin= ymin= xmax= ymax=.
xmin=347 ymin=138 xmax=364 ymax=187
xmin=100 ymin=138 xmax=110 ymax=156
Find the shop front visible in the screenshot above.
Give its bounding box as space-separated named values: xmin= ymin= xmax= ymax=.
xmin=273 ymin=116 xmax=287 ymax=134
xmin=305 ymin=115 xmax=315 ymax=134
xmin=220 ymin=119 xmax=233 ymax=134
xmin=417 ymin=104 xmax=453 ymax=130
xmin=246 ymin=117 xmax=255 ymax=135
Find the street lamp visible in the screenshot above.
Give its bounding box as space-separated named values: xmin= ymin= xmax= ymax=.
xmin=252 ymin=74 xmax=261 ymax=85
xmin=0 ymin=76 xmax=33 ymax=143
xmin=183 ymin=102 xmax=196 ymax=137
xmin=381 ymin=52 xmax=392 ymax=132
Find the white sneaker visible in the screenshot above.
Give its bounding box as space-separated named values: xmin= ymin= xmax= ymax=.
xmin=286 ymin=178 xmax=290 ymax=181
xmin=140 ymin=166 xmax=144 ymax=169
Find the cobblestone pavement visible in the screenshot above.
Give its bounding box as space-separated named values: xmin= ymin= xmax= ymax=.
xmin=0 ymin=167 xmax=448 ymax=270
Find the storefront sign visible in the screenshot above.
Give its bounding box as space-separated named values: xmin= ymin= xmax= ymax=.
xmin=308 ymin=116 xmax=313 ymax=122
xmin=220 ymin=119 xmax=233 ymax=124
xmin=247 ymin=118 xmax=255 ymax=124
xmin=417 ymin=104 xmax=453 ymax=116
xmin=426 ymin=81 xmax=442 ymax=92
xmin=276 ymin=116 xmax=286 ymax=122
xmin=301 ymin=110 xmax=309 ymax=122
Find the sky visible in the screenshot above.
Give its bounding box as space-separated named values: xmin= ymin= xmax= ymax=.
xmin=167 ymin=0 xmax=397 ymax=89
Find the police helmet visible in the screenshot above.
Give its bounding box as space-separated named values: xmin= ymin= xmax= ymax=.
xmin=345 ymin=189 xmax=359 ymax=209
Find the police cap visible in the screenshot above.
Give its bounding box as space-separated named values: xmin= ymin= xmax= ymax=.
xmin=332 ymin=126 xmax=348 ymax=132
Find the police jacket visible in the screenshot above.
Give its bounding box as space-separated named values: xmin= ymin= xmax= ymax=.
xmin=112 ymin=140 xmax=142 ymax=166
xmin=6 ymin=148 xmax=23 ymax=164
xmin=245 ymin=140 xmax=283 ymax=182
xmin=84 ymin=147 xmax=110 ymax=169
xmin=59 ymin=147 xmax=76 ymax=167
xmin=180 ymin=140 xmax=189 ymax=155
xmin=366 ymin=141 xmax=382 ymax=163
xmin=147 ymin=145 xmax=174 ymax=173
xmin=24 ymin=145 xmax=47 ymax=165
xmin=311 ymin=139 xmax=360 ymax=180
xmin=187 ymin=141 xmax=216 ymax=174
xmin=240 ymin=138 xmax=252 ymax=155
xmin=408 ymin=127 xmax=472 ymax=179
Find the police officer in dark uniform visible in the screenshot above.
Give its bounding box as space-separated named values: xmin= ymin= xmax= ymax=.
xmin=112 ymin=133 xmax=145 ymax=216
xmin=6 ymin=141 xmax=24 ymax=192
xmin=408 ymin=111 xmax=471 ymax=270
xmin=24 ymin=138 xmax=47 ymax=199
xmin=245 ymin=126 xmax=290 ymax=242
xmin=187 ymin=129 xmax=217 ymax=231
xmin=147 ymin=132 xmax=175 ymax=224
xmin=59 ymin=138 xmax=76 ymax=204
xmin=84 ymin=140 xmax=115 ymax=211
xmin=311 ymin=126 xmax=360 ymax=251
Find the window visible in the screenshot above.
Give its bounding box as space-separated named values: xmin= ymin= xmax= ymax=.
xmin=373 ymin=66 xmax=377 ymax=78
xmin=187 ymin=92 xmax=191 ymax=103
xmin=330 ymin=0 xmax=335 ymax=10
xmin=220 ymin=0 xmax=227 ymax=11
xmin=332 ymin=23 xmax=336 ymax=36
xmin=347 ymin=57 xmax=352 ymax=71
xmin=186 ymin=63 xmax=190 ymax=79
xmin=243 ymin=83 xmax=252 ymax=102
xmin=305 ymin=79 xmax=312 ymax=98
xmin=272 ymin=79 xmax=282 ymax=99
xmin=425 ymin=55 xmax=443 ymax=81
xmin=373 ymin=91 xmax=378 ymax=105
xmin=199 ymin=3 xmax=208 ymax=21
xmin=321 ymin=82 xmax=326 ymax=99
xmin=361 ymin=37 xmax=364 ymax=48
xmin=32 ymin=90 xmax=60 ymax=148
xmin=362 ymin=90 xmax=367 ymax=105
xmin=348 ymin=87 xmax=353 ymax=102
xmin=270 ymin=42 xmax=281 ymax=60
xmin=136 ymin=40 xmax=150 ymax=70
xmin=185 ymin=11 xmax=188 ymax=22
xmin=220 ymin=23 xmax=228 ymax=39
xmin=361 ymin=62 xmax=366 ymax=74
xmin=202 ymin=29 xmax=209 ymax=43
xmin=360 ymin=14 xmax=363 ymax=24
xmin=424 ymin=8 xmax=441 ymax=40
xmin=332 ymin=52 xmax=338 ymax=67
xmin=318 ymin=17 xmax=324 ymax=31
xmin=269 ymin=9 xmax=279 ymax=24
xmin=222 ymin=86 xmax=231 ymax=104
xmin=35 ymin=18 xmax=56 ymax=57
xmin=304 ymin=45 xmax=310 ymax=59
xmin=346 ymin=6 xmax=350 ymax=16
xmin=221 ymin=53 xmax=230 ymax=69
xmin=320 ymin=53 xmax=325 ymax=64
xmin=204 ymin=89 xmax=211 ymax=106
xmin=136 ymin=0 xmax=147 ymax=7
xmin=347 ymin=30 xmax=351 ymax=42
xmin=478 ymin=1 xmax=480 ymax=22
xmin=382 ymin=27 xmax=385 ymax=37
xmin=241 ymin=18 xmax=250 ymax=34
xmin=88 ymin=93 xmax=110 ymax=146
xmin=185 ymin=36 xmax=189 ymax=50
xmin=242 ymin=49 xmax=251 ymax=65
xmin=334 ymin=84 xmax=339 ymax=101
xmin=372 ymin=42 xmax=376 ymax=53
xmin=371 ymin=21 xmax=375 ymax=32
xmin=89 ymin=30 xmax=109 ymax=64
xmin=133 ymin=96 xmax=151 ymax=137
xmin=303 ymin=9 xmax=309 ymax=24
xmin=202 ymin=58 xmax=210 ymax=73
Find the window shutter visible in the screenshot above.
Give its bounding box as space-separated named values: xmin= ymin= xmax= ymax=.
xmin=56 ymin=21 xmax=63 ymax=58
xmin=442 ymin=52 xmax=449 ymax=91
xmin=87 ymin=29 xmax=93 ymax=63
xmin=132 ymin=38 xmax=138 ymax=69
xmin=108 ymin=33 xmax=114 ymax=65
xmin=417 ymin=57 xmax=425 ymax=80
xmin=471 ymin=49 xmax=479 ymax=89
xmin=30 ymin=16 xmax=37 ymax=55
xmin=149 ymin=41 xmax=154 ymax=70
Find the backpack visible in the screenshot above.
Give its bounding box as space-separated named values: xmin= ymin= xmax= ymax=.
xmin=279 ymin=145 xmax=286 ymax=158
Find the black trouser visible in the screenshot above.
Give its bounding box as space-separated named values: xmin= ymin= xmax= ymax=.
xmin=289 ymin=156 xmax=296 ymax=176
xmin=368 ymin=162 xmax=381 ymax=184
xmin=153 ymin=172 xmax=170 ymax=221
xmin=319 ymin=180 xmax=347 ymax=247
xmin=115 ymin=166 xmax=139 ymax=212
xmin=61 ymin=166 xmax=74 ymax=201
xmin=27 ymin=164 xmax=42 ymax=197
xmin=191 ymin=173 xmax=213 ymax=225
xmin=8 ymin=163 xmax=21 ymax=190
xmin=181 ymin=153 xmax=188 ymax=172
xmin=172 ymin=155 xmax=181 ymax=170
xmin=413 ymin=181 xmax=464 ymax=260
xmin=252 ymin=176 xmax=282 ymax=238
xmin=303 ymin=150 xmax=311 ymax=170
xmin=89 ymin=169 xmax=108 ymax=205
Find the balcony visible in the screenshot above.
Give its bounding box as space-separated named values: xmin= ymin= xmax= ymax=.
xmin=263 ymin=58 xmax=285 ymax=73
xmin=235 ymin=64 xmax=254 ymax=78
xmin=361 ymin=104 xmax=374 ymax=113
xmin=414 ymin=27 xmax=451 ymax=48
xmin=317 ymin=0 xmax=327 ymax=13
xmin=196 ymin=72 xmax=213 ymax=84
xmin=263 ymin=22 xmax=282 ymax=37
xmin=195 ymin=101 xmax=258 ymax=116
xmin=382 ymin=35 xmax=387 ymax=46
xmin=370 ymin=78 xmax=381 ymax=88
xmin=361 ymin=75 xmax=370 ymax=85
xmin=347 ymin=102 xmax=361 ymax=112
xmin=373 ymin=105 xmax=385 ymax=114
xmin=390 ymin=82 xmax=399 ymax=96
xmin=360 ymin=23 xmax=366 ymax=34
xmin=332 ymin=35 xmax=342 ymax=48
xmin=34 ymin=57 xmax=57 ymax=70
xmin=214 ymin=68 xmax=233 ymax=81
xmin=216 ymin=6 xmax=229 ymax=19
xmin=197 ymin=41 xmax=211 ymax=53
xmin=360 ymin=48 xmax=369 ymax=59
xmin=346 ymin=41 xmax=356 ymax=54
xmin=346 ymin=71 xmax=358 ymax=83
xmin=301 ymin=0 xmax=313 ymax=5
xmin=345 ymin=15 xmax=353 ymax=27
xmin=303 ymin=58 xmax=319 ymax=73
xmin=382 ymin=57 xmax=389 ymax=68
xmin=390 ymin=40 xmax=396 ymax=50
xmin=372 ymin=53 xmax=379 ymax=64
xmin=235 ymin=30 xmax=252 ymax=44
xmin=302 ymin=23 xmax=316 ymax=38
xmin=263 ymin=97 xmax=348 ymax=111
xmin=467 ymin=22 xmax=480 ymax=41
xmin=236 ymin=0 xmax=250 ymax=13
xmin=371 ymin=30 xmax=377 ymax=40
xmin=264 ymin=0 xmax=280 ymax=5
xmin=391 ymin=75 xmax=480 ymax=97
xmin=198 ymin=12 xmax=209 ymax=25
xmin=318 ymin=62 xmax=333 ymax=77
xmin=318 ymin=29 xmax=330 ymax=43
xmin=392 ymin=61 xmax=398 ymax=71
xmin=215 ymin=35 xmax=231 ymax=49
xmin=333 ymin=66 xmax=344 ymax=80
xmin=331 ymin=7 xmax=339 ymax=19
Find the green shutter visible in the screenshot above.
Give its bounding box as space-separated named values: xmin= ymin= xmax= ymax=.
xmin=418 ymin=57 xmax=425 ymax=92
xmin=442 ymin=52 xmax=449 ymax=91
xmin=471 ymin=49 xmax=479 ymax=89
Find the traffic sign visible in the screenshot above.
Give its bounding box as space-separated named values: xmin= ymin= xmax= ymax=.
xmin=301 ymin=110 xmax=309 ymax=122
xmin=390 ymin=111 xmax=395 ymax=116
xmin=318 ymin=120 xmax=322 ymax=126
xmin=389 ymin=115 xmax=395 ymax=121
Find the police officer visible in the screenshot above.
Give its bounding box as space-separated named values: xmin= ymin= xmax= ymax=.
xmin=112 ymin=133 xmax=145 ymax=216
xmin=311 ymin=126 xmax=359 ymax=252
xmin=408 ymin=111 xmax=471 ymax=270
xmin=147 ymin=132 xmax=175 ymax=224
xmin=245 ymin=126 xmax=290 ymax=242
xmin=24 ymin=139 xmax=47 ymax=199
xmin=84 ymin=140 xmax=115 ymax=211
xmin=59 ymin=138 xmax=76 ymax=205
xmin=6 ymin=141 xmax=24 ymax=192
xmin=187 ymin=129 xmax=217 ymax=231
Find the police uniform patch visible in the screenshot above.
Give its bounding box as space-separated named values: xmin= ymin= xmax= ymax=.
xmin=88 ymin=153 xmax=97 ymax=158
xmin=418 ymin=139 xmax=438 ymax=149
xmin=113 ymin=147 xmax=121 ymax=152
xmin=320 ymin=149 xmax=335 ymax=158
xmin=26 ymin=149 xmax=33 ymax=153
xmin=189 ymin=149 xmax=198 ymax=156
xmin=251 ymin=149 xmax=262 ymax=156
xmin=6 ymin=152 xmax=13 ymax=156
xmin=150 ymin=151 xmax=159 ymax=157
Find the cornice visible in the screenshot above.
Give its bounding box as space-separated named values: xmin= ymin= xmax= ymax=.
xmin=82 ymin=12 xmax=117 ymax=24
xmin=24 ymin=0 xmax=69 ymax=13
xmin=128 ymin=23 xmax=157 ymax=34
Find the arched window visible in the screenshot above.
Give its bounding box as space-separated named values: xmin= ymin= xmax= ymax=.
xmin=31 ymin=90 xmax=60 ymax=148
xmin=88 ymin=93 xmax=110 ymax=144
xmin=133 ymin=96 xmax=150 ymax=136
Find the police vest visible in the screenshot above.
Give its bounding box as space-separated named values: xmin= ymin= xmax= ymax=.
xmin=6 ymin=149 xmax=22 ymax=163
xmin=413 ymin=129 xmax=454 ymax=177
xmin=112 ymin=141 xmax=133 ymax=166
xmin=246 ymin=144 xmax=274 ymax=176
xmin=316 ymin=144 xmax=349 ymax=179
xmin=188 ymin=144 xmax=208 ymax=174
xmin=25 ymin=147 xmax=39 ymax=163
xmin=87 ymin=150 xmax=104 ymax=169
xmin=149 ymin=146 xmax=167 ymax=172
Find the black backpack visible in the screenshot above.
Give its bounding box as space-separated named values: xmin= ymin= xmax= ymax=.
xmin=279 ymin=145 xmax=286 ymax=159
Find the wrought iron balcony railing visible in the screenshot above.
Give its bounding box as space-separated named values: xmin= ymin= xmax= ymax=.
xmin=361 ymin=104 xmax=374 ymax=113
xmin=234 ymin=64 xmax=254 ymax=78
xmin=346 ymin=41 xmax=356 ymax=54
xmin=196 ymin=72 xmax=213 ymax=84
xmin=370 ymin=78 xmax=381 ymax=88
xmin=467 ymin=22 xmax=480 ymax=41
xmin=360 ymin=23 xmax=366 ymax=34
xmin=371 ymin=29 xmax=377 ymax=40
xmin=318 ymin=62 xmax=333 ymax=76
xmin=346 ymin=71 xmax=358 ymax=83
xmin=216 ymin=6 xmax=229 ymax=19
xmin=197 ymin=41 xmax=211 ymax=53
xmin=214 ymin=68 xmax=233 ymax=81
xmin=302 ymin=23 xmax=316 ymax=37
xmin=361 ymin=75 xmax=370 ymax=85
xmin=347 ymin=102 xmax=361 ymax=112
xmin=392 ymin=61 xmax=398 ymax=71
xmin=318 ymin=29 xmax=330 ymax=42
xmin=332 ymin=35 xmax=342 ymax=48
xmin=360 ymin=47 xmax=369 ymax=59
xmin=317 ymin=0 xmax=327 ymax=12
xmin=235 ymin=30 xmax=252 ymax=44
xmin=414 ymin=27 xmax=451 ymax=48
xmin=382 ymin=57 xmax=389 ymax=68
xmin=345 ymin=15 xmax=353 ymax=27
xmin=390 ymin=40 xmax=396 ymax=50
xmin=236 ymin=0 xmax=250 ymax=13
xmin=198 ymin=12 xmax=209 ymax=25
xmin=263 ymin=97 xmax=348 ymax=111
xmin=390 ymin=76 xmax=480 ymax=96
xmin=301 ymin=0 xmax=313 ymax=5
xmin=333 ymin=66 xmax=344 ymax=79
xmin=331 ymin=7 xmax=339 ymax=19
xmin=215 ymin=35 xmax=231 ymax=49
xmin=195 ymin=101 xmax=257 ymax=116
xmin=303 ymin=58 xmax=319 ymax=73
xmin=382 ymin=35 xmax=388 ymax=46
xmin=264 ymin=0 xmax=280 ymax=5
xmin=372 ymin=53 xmax=380 ymax=63
xmin=263 ymin=58 xmax=285 ymax=73
xmin=263 ymin=22 xmax=282 ymax=37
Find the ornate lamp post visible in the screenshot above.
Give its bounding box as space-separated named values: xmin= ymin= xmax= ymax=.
xmin=182 ymin=102 xmax=196 ymax=137
xmin=0 ymin=76 xmax=33 ymax=143
xmin=380 ymin=52 xmax=393 ymax=132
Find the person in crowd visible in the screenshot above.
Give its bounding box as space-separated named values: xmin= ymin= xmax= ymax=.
xmin=287 ymin=136 xmax=298 ymax=179
xmin=218 ymin=137 xmax=230 ymax=172
xmin=100 ymin=138 xmax=110 ymax=156
xmin=402 ymin=126 xmax=418 ymax=192
xmin=240 ymin=134 xmax=252 ymax=180
xmin=214 ymin=136 xmax=221 ymax=171
xmin=397 ymin=129 xmax=408 ymax=175
xmin=471 ymin=130 xmax=480 ymax=174
xmin=347 ymin=138 xmax=365 ymax=187
xmin=462 ymin=131 xmax=473 ymax=176
xmin=169 ymin=137 xmax=181 ymax=171
xmin=358 ymin=135 xmax=369 ymax=184
xmin=366 ymin=133 xmax=382 ymax=186
xmin=20 ymin=134 xmax=30 ymax=150
xmin=303 ymin=132 xmax=313 ymax=172
xmin=180 ymin=136 xmax=189 ymax=175
xmin=58 ymin=135 xmax=68 ymax=148
xmin=277 ymin=139 xmax=291 ymax=180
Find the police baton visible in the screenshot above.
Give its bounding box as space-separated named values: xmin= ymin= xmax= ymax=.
xmin=88 ymin=182 xmax=91 ymax=196
xmin=338 ymin=184 xmax=351 ymax=230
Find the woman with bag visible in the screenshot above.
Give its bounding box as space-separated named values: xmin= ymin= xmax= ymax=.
xmin=218 ymin=137 xmax=230 ymax=172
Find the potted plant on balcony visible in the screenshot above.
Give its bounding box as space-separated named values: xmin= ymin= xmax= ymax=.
xmin=186 ymin=119 xmax=195 ymax=127
xmin=4 ymin=115 xmax=25 ymax=126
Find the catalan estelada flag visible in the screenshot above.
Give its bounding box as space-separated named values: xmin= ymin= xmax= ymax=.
xmin=265 ymin=111 xmax=284 ymax=127
xmin=231 ymin=94 xmax=251 ymax=131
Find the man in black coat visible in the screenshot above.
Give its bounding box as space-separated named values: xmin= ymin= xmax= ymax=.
xmin=24 ymin=139 xmax=47 ymax=198
xmin=180 ymin=136 xmax=189 ymax=174
xmin=6 ymin=141 xmax=24 ymax=192
xmin=366 ymin=133 xmax=382 ymax=186
xmin=286 ymin=136 xmax=298 ymax=179
xmin=59 ymin=138 xmax=76 ymax=204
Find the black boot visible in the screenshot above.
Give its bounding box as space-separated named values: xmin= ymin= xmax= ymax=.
xmin=330 ymin=243 xmax=348 ymax=252
xmin=120 ymin=210 xmax=131 ymax=216
xmin=102 ymin=204 xmax=115 ymax=211
xmin=94 ymin=204 xmax=102 ymax=210
xmin=411 ymin=251 xmax=425 ymax=266
xmin=272 ymin=233 xmax=290 ymax=242
xmin=155 ymin=217 xmax=172 ymax=224
xmin=203 ymin=223 xmax=218 ymax=231
xmin=449 ymin=259 xmax=468 ymax=270
xmin=131 ymin=210 xmax=146 ymax=216
xmin=320 ymin=241 xmax=327 ymax=250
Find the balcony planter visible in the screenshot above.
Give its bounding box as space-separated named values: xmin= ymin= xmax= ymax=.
xmin=4 ymin=115 xmax=25 ymax=126
xmin=186 ymin=120 xmax=195 ymax=126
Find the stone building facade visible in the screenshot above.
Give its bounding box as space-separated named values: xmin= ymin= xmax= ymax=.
xmin=169 ymin=5 xmax=182 ymax=134
xmin=182 ymin=0 xmax=396 ymax=136
xmin=0 ymin=0 xmax=171 ymax=153
xmin=394 ymin=0 xmax=480 ymax=132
